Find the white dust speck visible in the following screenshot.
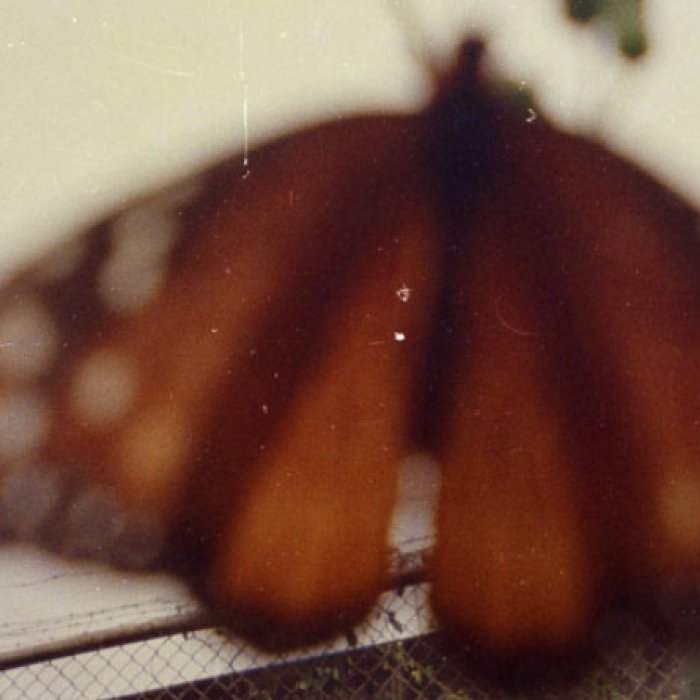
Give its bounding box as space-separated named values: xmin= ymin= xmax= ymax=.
xmin=396 ymin=285 xmax=411 ymax=303
xmin=238 ymin=23 xmax=251 ymax=178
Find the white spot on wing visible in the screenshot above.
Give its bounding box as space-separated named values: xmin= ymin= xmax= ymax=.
xmin=99 ymin=261 xmax=167 ymax=315
xmin=98 ymin=204 xmax=179 ymax=315
xmin=0 ymin=391 xmax=51 ymax=460
xmin=112 ymin=207 xmax=180 ymax=259
xmin=0 ymin=298 xmax=58 ymax=380
xmin=71 ymin=350 xmax=139 ymax=428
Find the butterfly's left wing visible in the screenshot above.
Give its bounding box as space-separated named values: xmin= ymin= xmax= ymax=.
xmin=0 ymin=114 xmax=444 ymax=644
xmin=182 ymin=181 xmax=443 ymax=645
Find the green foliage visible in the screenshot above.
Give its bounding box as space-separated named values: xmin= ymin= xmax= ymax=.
xmin=247 ymin=690 xmax=273 ymax=700
xmin=295 ymin=664 xmax=348 ymax=696
xmin=565 ymin=0 xmax=647 ymax=58
xmin=382 ymin=641 xmax=436 ymax=688
xmin=567 ymin=0 xmax=605 ymax=22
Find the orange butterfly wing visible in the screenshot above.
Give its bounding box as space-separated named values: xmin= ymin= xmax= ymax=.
xmin=0 ymin=115 xmax=443 ymax=642
xmin=4 ymin=38 xmax=700 ymax=664
xmin=508 ymin=120 xmax=700 ymax=599
xmin=431 ymin=181 xmax=598 ymax=659
xmin=431 ymin=97 xmax=700 ymax=657
xmin=174 ymin=120 xmax=446 ymax=645
xmin=186 ymin=202 xmax=442 ymax=646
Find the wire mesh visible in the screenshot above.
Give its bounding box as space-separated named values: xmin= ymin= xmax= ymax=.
xmin=0 ymin=577 xmax=698 ymax=700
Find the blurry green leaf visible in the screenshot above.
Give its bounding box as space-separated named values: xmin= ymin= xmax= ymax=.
xmin=609 ymin=0 xmax=647 ymax=57
xmin=565 ymin=0 xmax=648 ymax=58
xmin=567 ymin=0 xmax=604 ymax=23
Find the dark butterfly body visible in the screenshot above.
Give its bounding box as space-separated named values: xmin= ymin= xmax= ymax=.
xmin=1 ymin=39 xmax=699 ymax=665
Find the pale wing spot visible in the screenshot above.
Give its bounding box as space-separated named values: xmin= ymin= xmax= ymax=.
xmin=112 ymin=206 xmax=180 ymax=260
xmin=0 ymin=463 xmax=64 ymax=539
xmin=0 ymin=298 xmax=58 ymax=380
xmin=98 ymin=205 xmax=179 ymax=315
xmin=33 ymin=238 xmax=87 ymax=285
xmin=98 ymin=262 xmax=167 ymax=316
xmin=119 ymin=409 xmax=189 ymax=511
xmin=70 ymin=350 xmax=139 ymax=429
xmin=0 ymin=391 xmax=51 ymax=460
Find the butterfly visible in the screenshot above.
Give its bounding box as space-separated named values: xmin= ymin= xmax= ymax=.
xmin=1 ymin=27 xmax=699 ymax=666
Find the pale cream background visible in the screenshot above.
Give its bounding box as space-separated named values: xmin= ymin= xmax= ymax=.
xmin=2 ymin=1 xmax=700 ymax=275
xmin=1 ymin=0 xmax=700 ymax=685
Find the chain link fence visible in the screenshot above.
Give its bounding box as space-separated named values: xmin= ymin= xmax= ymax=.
xmin=1 ymin=445 xmax=695 ymax=697
xmin=0 ymin=565 xmax=698 ymax=699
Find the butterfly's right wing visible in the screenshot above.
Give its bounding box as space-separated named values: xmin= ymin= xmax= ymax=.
xmin=430 ymin=169 xmax=599 ymax=660
xmin=431 ymin=108 xmax=700 ymax=661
